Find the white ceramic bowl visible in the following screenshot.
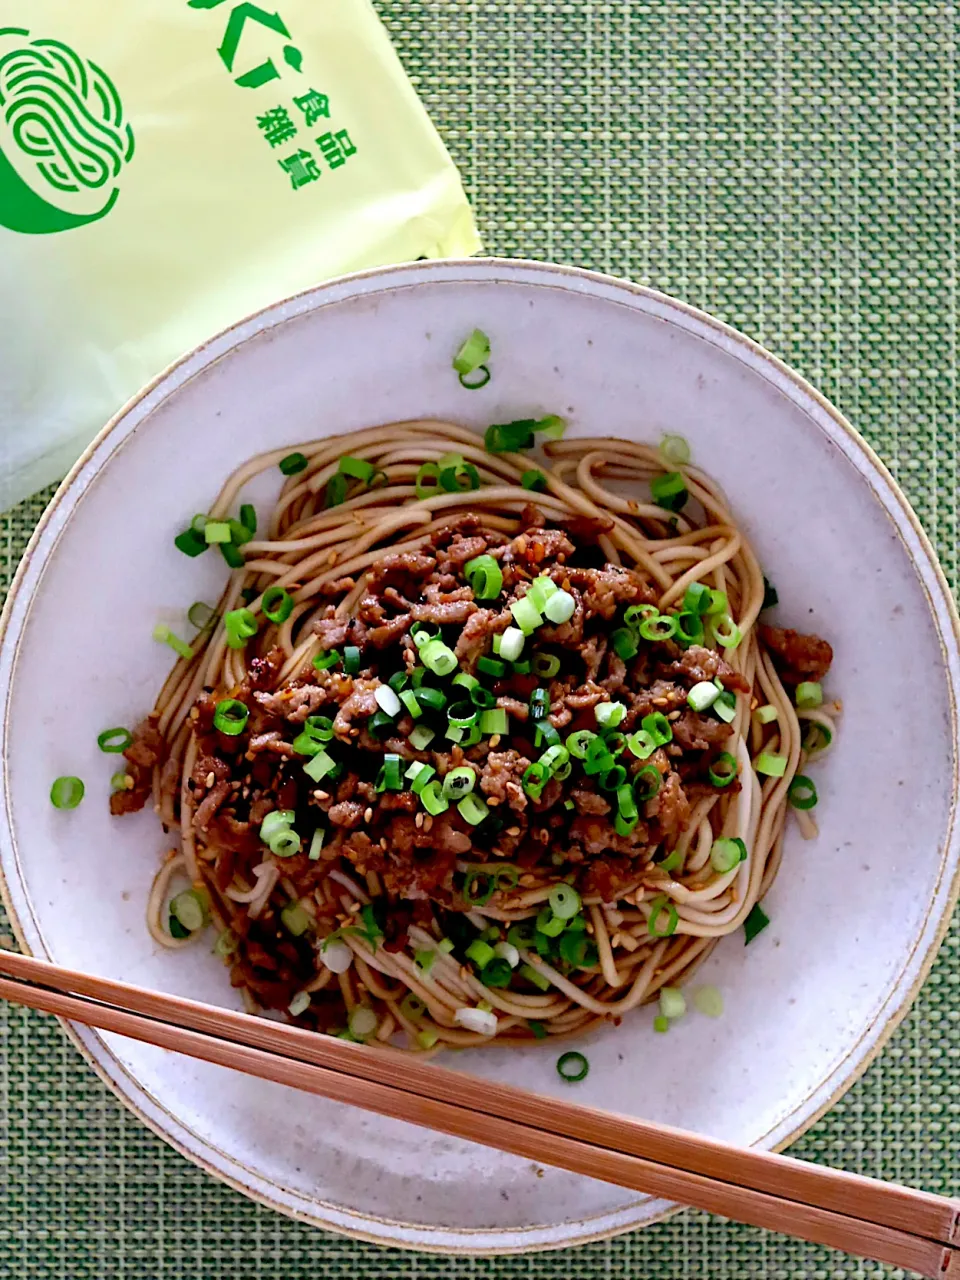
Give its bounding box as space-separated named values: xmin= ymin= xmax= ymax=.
xmin=1 ymin=259 xmax=958 ymax=1255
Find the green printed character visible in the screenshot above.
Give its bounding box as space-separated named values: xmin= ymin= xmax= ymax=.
xmin=188 ymin=1 xmax=303 ymax=89
xmin=293 ymin=89 xmax=330 ymax=126
xmin=277 ymin=148 xmax=320 ymax=189
xmin=316 ymin=128 xmax=357 ymax=170
xmin=257 ymin=105 xmax=297 ymax=146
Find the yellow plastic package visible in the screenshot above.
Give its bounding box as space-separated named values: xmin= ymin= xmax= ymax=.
xmin=0 ymin=2 xmax=480 ymax=506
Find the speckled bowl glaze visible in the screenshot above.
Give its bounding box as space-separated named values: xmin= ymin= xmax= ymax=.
xmin=1 ymin=260 xmax=958 ymax=1254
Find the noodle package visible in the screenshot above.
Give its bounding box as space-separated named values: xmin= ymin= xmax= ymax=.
xmin=0 ymin=3 xmax=480 ymax=508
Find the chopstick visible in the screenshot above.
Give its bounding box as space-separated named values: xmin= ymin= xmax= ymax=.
xmin=0 ymin=950 xmax=956 ymax=1276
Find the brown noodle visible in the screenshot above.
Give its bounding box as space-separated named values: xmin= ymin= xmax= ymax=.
xmin=140 ymin=421 xmax=837 ymax=1049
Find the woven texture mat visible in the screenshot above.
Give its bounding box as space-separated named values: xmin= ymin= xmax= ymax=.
xmin=1 ymin=2 xmax=958 ymax=1275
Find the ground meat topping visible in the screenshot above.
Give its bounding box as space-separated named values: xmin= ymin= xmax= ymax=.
xmin=759 ymin=625 xmax=834 ymax=685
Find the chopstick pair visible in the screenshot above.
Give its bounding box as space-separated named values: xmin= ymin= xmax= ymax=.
xmin=0 ymin=948 xmax=956 ymax=1277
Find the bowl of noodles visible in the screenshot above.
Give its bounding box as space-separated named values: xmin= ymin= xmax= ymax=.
xmin=1 ymin=259 xmax=958 ymax=1253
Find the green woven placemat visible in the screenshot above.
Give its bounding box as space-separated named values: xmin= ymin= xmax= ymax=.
xmin=1 ymin=2 xmax=957 ymax=1275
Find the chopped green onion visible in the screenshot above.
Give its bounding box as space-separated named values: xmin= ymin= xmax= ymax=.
xmin=693 ymin=985 xmax=724 ymax=1018
xmin=658 ymin=847 xmax=683 ymax=873
xmin=262 ymin=587 xmax=294 ymax=624
xmin=522 ymin=761 xmax=548 ymax=797
xmin=712 ymin=613 xmax=742 ymax=650
xmin=511 ymin=595 xmax=542 ymax=635
xmin=448 ymin=701 xmax=479 ymax=729
xmin=170 ymin=888 xmax=209 ymax=933
xmin=754 ymin=704 xmax=779 ymax=725
xmin=303 ymin=749 xmax=337 ymax=783
xmin=337 ymin=455 xmax=375 ymax=484
xmin=110 ymin=771 xmax=129 ymax=793
xmin=224 ymin=608 xmax=258 ymax=650
xmin=539 ymin=744 xmax=570 ymax=777
xmin=498 ymin=626 xmax=525 ymax=663
xmin=638 ymin=613 xmax=678 ymax=642
xmin=659 ymin=433 xmax=690 ymax=466
xmin=532 ymin=652 xmax=561 ymax=678
xmin=420 ymin=780 xmax=450 ymax=816
xmin=301 ymin=716 xmax=333 ymax=744
xmin=788 ymin=775 xmax=818 ymax=810
xmin=213 ymin=698 xmax=249 ymax=736
xmin=713 ymin=690 xmax=737 ymax=723
xmin=744 ymin=902 xmax=771 ymax=944
xmin=611 ymin=627 xmax=639 ymax=660
xmin=599 ymin=764 xmax=627 ymax=791
xmin=556 ymin=1051 xmax=589 ymax=1083
xmin=558 ymin=931 xmax=596 ymax=967
xmin=411 ymin=622 xmax=439 ymax=648
xmin=688 ymin=681 xmax=720 ymax=713
xmin=675 ymin=611 xmax=705 ymax=647
xmin=641 ymin=712 xmax=673 ymax=746
xmin=281 ymin=901 xmax=311 ymax=936
xmin=626 ymin=729 xmax=656 ymax=760
xmin=548 ymin=883 xmax=581 ymax=920
xmin=214 ymin=930 xmax=238 ymax=958
xmin=168 ymin=915 xmax=190 ymax=940
xmin=415 ymin=461 xmax=441 ymax=499
xmin=268 ymin=827 xmax=301 ymax=857
xmin=710 ymin=837 xmax=746 ymax=873
xmin=708 ymin=752 xmax=738 ymax=787
xmin=287 ymin=991 xmax=311 ymax=1017
xmin=376 ymin=754 xmax=404 ymax=792
xmin=803 ymin=721 xmax=833 ymax=752
xmin=536 ymin=906 xmax=566 ymax=937
xmin=464 ymin=554 xmax=503 ymax=600
xmin=634 ymin=765 xmax=662 ymax=801
xmin=528 ymin=1020 xmax=548 ymax=1039
xmin=374 ymin=684 xmax=402 ymax=718
xmin=537 ymin=586 xmax=575 ymax=628
xmin=648 ymin=894 xmax=679 ymax=937
xmin=366 ymin=710 xmax=394 ymax=740
xmin=462 ymin=868 xmax=496 ymax=905
xmin=519 ymin=962 xmax=551 ymax=992
xmin=399 ymin=993 xmax=426 ymax=1023
xmin=399 ymin=689 xmax=423 ymax=720
xmin=187 ymin=602 xmax=216 ymax=632
xmin=408 ymin=722 xmax=436 ymax=752
xmin=494 ymin=940 xmax=520 ymax=969
xmin=484 ymin=419 xmax=536 ymax=453
xmin=260 ymin=810 xmax=295 ymax=843
xmin=458 ymin=793 xmax=489 ymax=825
xmin=614 ymin=813 xmax=638 ymax=837
xmin=313 ymin=648 xmax=340 ymax=671
xmin=706 ymin=589 xmax=728 ymax=615
xmin=438 ymin=937 xmax=455 ymax=954
xmin=50 ymin=776 xmax=84 ymax=810
xmin=388 ymin=670 xmax=409 ymax=693
xmin=659 ymin=987 xmax=686 ymax=1020
xmin=762 ymin=577 xmax=779 ymax=610
xmin=239 ymin=503 xmax=257 ymax=534
xmin=466 ymin=938 xmax=496 ymax=969
xmin=406 ymin=761 xmax=437 ymax=794
xmin=414 ymin=948 xmax=436 ymax=974
xmin=439 ymin=455 xmax=481 ymax=492
xmin=535 ymin=720 xmax=561 ymax=748
xmin=595 ymin=701 xmax=625 ymax=729
xmin=452 ymin=671 xmax=480 ymax=692
xmin=527 ymin=576 xmax=558 ymax=612
xmin=521 ymin=469 xmax=547 ymax=491
xmin=477 ymin=655 xmax=506 ymax=678
xmin=203 ymin=520 xmax=231 ymax=544
xmin=279 ymin=452 xmax=308 ymax=475
xmin=566 ymin=729 xmax=597 ymax=759
xmin=153 ymin=624 xmax=193 ymax=661
xmin=756 ymin=752 xmax=787 ymax=778
xmin=624 ymin=603 xmax=659 ymax=628
xmin=795 ymin=681 xmax=823 ymax=709
xmin=308 ymin=829 xmax=326 ymax=861
xmin=277 ymin=450 xmax=308 ymax=476
xmin=650 ymin=471 xmax=688 ymax=512
xmin=342 ymin=645 xmax=361 ymax=675
xmin=480 ymin=708 xmax=509 ymax=736
xmin=97 ymin=727 xmax=132 ymax=754
xmin=174 ymin=526 xmax=208 ymax=557
xmin=653 ymin=1014 xmax=670 ymax=1033
xmin=683 ymin=582 xmax=713 ymax=615
xmin=420 ymin=640 xmax=458 ymax=676
xmin=219 ymin=541 xmax=246 ymax=569
xmin=529 ymin=688 xmax=549 ymax=722
xmin=442 ymin=767 xmax=476 ymax=799
xmin=616 ymin=785 xmax=638 ymax=822
xmin=227 ymin=517 xmax=254 ymax=549
xmin=323 ymin=473 xmax=348 ymax=508
xmin=453 ymin=328 xmax=491 ymax=377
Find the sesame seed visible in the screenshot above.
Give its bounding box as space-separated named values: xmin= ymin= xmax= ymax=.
xmin=363 ymin=806 xmax=373 ymax=824
xmin=653 ymin=697 xmax=668 ymax=707
xmin=123 ymin=775 xmax=135 ymax=790
xmin=610 ymin=932 xmax=622 ymax=948
xmin=314 ymin=790 xmax=329 ymax=802
xmin=205 ymin=771 xmax=215 ymax=788
xmin=667 ymin=710 xmax=681 ymax=720
xmin=489 ymin=734 xmax=501 ymax=748
xmin=506 ymin=826 xmax=521 ymax=837
xmin=380 ymin=838 xmax=388 ymax=850
xmin=415 ymin=813 xmax=424 ymax=828
xmin=423 ymin=815 xmax=433 ymax=832
xmin=487 ymin=796 xmax=500 ymax=806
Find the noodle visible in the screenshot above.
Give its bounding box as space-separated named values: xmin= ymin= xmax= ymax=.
xmin=123 ymin=421 xmax=837 ymax=1050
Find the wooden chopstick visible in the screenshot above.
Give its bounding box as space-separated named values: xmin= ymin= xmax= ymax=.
xmin=0 ymin=950 xmax=956 ymax=1276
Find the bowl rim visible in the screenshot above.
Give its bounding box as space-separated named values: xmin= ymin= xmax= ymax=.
xmin=2 ymin=255 xmax=958 ymax=1255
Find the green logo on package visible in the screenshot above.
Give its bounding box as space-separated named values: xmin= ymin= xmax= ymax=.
xmin=0 ymin=27 xmax=135 ymax=235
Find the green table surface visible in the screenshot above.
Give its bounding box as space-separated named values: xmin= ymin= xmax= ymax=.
xmin=1 ymin=2 xmax=958 ymax=1276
